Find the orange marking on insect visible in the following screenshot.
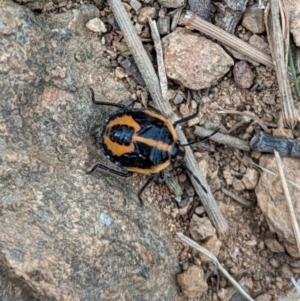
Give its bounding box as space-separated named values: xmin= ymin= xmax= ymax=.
xmin=103 ymin=135 xmax=135 ymax=156
xmin=106 ymin=114 xmax=141 ymax=132
xmin=103 ymin=114 xmax=140 ymax=156
xmin=134 ymin=136 xmax=173 ymax=153
xmin=127 ymin=160 xmax=171 ymax=174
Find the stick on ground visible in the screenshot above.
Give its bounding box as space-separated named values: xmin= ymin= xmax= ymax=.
xmin=194 ymin=126 xmax=250 ymax=152
xmin=177 ymin=232 xmax=255 ymax=301
xmin=182 ymin=11 xmax=274 ymax=69
xmin=250 ymin=131 xmax=300 ymax=158
xmin=265 ymin=1 xmax=298 ymax=128
xmin=108 ymin=0 xmax=228 ymax=234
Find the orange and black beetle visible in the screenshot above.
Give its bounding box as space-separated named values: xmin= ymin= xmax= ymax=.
xmin=88 ymin=88 xmax=216 ymax=205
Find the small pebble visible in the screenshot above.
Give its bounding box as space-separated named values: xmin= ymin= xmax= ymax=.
xmin=157 ymin=0 xmax=185 ymax=8
xmin=130 ymin=0 xmax=142 ymax=11
xmin=157 ymin=16 xmax=170 ymax=35
xmin=137 ymin=7 xmax=156 ymax=24
xmin=195 ymin=206 xmax=205 ymax=215
xmin=232 ymin=178 xmax=245 ymax=191
xmin=233 ymin=61 xmax=255 ymax=89
xmin=177 ymin=265 xmax=208 ymax=298
xmin=173 ymin=93 xmax=184 ymax=105
xmin=86 ymin=18 xmax=107 ymax=33
xmin=242 ymin=168 xmax=259 ymax=190
xmin=265 ymin=238 xmax=285 ymax=253
xmin=242 ymin=7 xmax=266 ymax=33
xmin=115 ymin=67 xmax=127 ymax=79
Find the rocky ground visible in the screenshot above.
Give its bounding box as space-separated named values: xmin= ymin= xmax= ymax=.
xmin=1 ymin=1 xmax=300 ymax=301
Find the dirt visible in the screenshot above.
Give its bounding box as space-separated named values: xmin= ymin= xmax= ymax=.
xmin=2 ymin=1 xmax=300 ymax=301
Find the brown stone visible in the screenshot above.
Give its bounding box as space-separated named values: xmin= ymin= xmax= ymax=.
xmin=177 ymin=265 xmax=208 ymax=298
xmin=248 ymin=35 xmax=270 ymax=54
xmin=233 ymin=61 xmax=255 ymax=89
xmin=256 ymin=155 xmax=300 ymax=258
xmin=162 ymin=28 xmax=233 ymax=90
xmin=265 ymin=239 xmax=285 ymax=253
xmin=199 ymin=235 xmax=222 ymax=263
xmin=255 ymin=293 xmax=272 ymax=301
xmin=242 ymin=7 xmax=266 ymax=34
xmin=232 ymin=178 xmax=245 ymax=192
xmin=137 ymin=7 xmax=156 ymax=24
xmin=189 ymin=215 xmax=216 ymax=242
xmin=242 ymin=168 xmax=259 ymax=190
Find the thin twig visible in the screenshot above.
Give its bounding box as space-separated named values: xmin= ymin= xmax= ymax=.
xmin=176 ymin=128 xmax=228 ymax=234
xmin=250 ymin=160 xmax=300 ymax=190
xmin=217 ymin=110 xmax=271 ymax=134
xmin=250 ymin=131 xmax=300 ymax=158
xmin=274 ymin=151 xmax=300 ymax=255
xmin=148 ymin=18 xmax=168 ymax=101
xmin=163 ymin=170 xmax=183 ymax=197
xmin=108 ymin=0 xmax=228 ymax=234
xmin=146 ymin=18 xmax=182 ymax=197
xmin=265 ymin=1 xmax=297 ymax=129
xmin=288 ymin=46 xmax=300 ymax=100
xmin=108 ymin=0 xmax=171 ymax=116
xmin=176 ymin=233 xmax=255 ymax=301
xmin=170 ymin=6 xmax=184 ymax=32
xmin=279 ymin=0 xmax=289 ymax=65
xmin=221 ymin=188 xmax=253 ymax=207
xmin=182 ymin=11 xmax=274 ymax=69
xmin=194 ymin=126 xmax=250 ymax=152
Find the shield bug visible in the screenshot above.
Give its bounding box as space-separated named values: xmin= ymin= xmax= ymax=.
xmin=87 ymin=88 xmax=217 ymax=205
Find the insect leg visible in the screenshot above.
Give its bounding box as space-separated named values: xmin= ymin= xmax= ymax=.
xmin=87 ymin=163 xmax=133 ymax=177
xmin=137 ymin=175 xmax=154 ymax=206
xmin=89 ymin=88 xmax=127 ymax=109
xmin=180 ymin=161 xmax=208 ymax=194
xmin=173 ymin=103 xmax=200 ymax=127
xmin=159 ymin=170 xmax=165 ymax=180
xmin=180 ymin=128 xmax=220 ymax=147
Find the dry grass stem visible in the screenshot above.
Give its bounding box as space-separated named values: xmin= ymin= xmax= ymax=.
xmin=170 ymin=7 xmax=184 ymax=32
xmin=109 ymin=0 xmax=228 ymax=234
xmin=182 ymin=11 xmax=274 ymax=69
xmin=265 ymin=1 xmax=298 ymax=128
xmin=217 ymin=110 xmax=271 ymax=133
xmin=176 ymin=129 xmax=228 ymax=234
xmin=194 ymin=126 xmax=250 ymax=152
xmin=177 ymin=232 xmax=255 ymax=301
xmin=108 ymin=0 xmax=171 ymax=116
xmin=274 ymin=151 xmax=300 ymax=256
xmin=251 ymin=161 xmax=300 ymax=190
xmin=163 ymin=170 xmax=183 ymax=197
xmin=221 ymin=188 xmax=253 ymax=207
xmin=148 ymin=18 xmax=168 ymax=101
xmin=279 ymin=0 xmax=290 ymax=63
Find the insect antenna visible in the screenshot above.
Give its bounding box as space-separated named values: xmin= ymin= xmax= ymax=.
xmin=90 ymin=88 xmax=127 ymax=109
xmin=180 ymin=128 xmax=220 ymax=147
xmin=180 ymin=161 xmax=207 ymax=193
xmin=178 ymin=128 xmax=220 ymax=194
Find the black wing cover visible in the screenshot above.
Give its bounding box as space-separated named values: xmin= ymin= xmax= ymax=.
xmin=101 ymin=109 xmax=174 ymax=169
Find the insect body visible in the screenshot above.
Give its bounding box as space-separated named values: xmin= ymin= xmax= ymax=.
xmin=101 ymin=108 xmax=185 ymax=175
xmin=87 ymin=88 xmax=215 ymax=205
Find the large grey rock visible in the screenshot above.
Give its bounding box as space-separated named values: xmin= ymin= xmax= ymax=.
xmin=0 ymin=2 xmax=179 ymax=300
